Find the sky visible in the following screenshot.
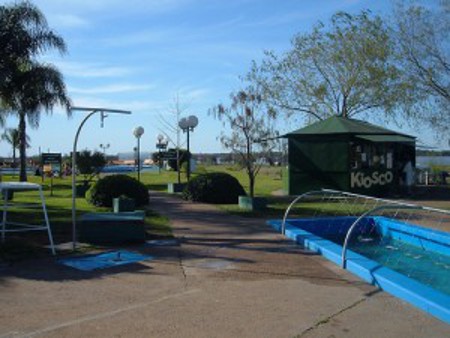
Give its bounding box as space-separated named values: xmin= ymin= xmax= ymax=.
xmin=0 ymin=0 xmax=444 ymax=158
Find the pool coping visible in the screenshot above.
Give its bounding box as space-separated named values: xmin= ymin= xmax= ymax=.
xmin=268 ymin=219 xmax=450 ymax=324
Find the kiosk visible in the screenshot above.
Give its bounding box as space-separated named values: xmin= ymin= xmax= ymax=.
xmin=284 ymin=116 xmax=416 ymax=196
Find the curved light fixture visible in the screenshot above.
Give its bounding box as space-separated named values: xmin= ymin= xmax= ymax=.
xmin=70 ymin=106 xmax=131 ymax=251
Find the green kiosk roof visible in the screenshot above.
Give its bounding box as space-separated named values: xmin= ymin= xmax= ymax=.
xmin=284 ymin=116 xmax=415 ymax=143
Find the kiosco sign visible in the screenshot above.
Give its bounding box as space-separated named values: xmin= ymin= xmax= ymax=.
xmin=351 ymin=171 xmax=394 ymax=189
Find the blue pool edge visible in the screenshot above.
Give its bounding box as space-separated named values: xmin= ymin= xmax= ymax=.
xmin=268 ymin=219 xmax=450 ymax=324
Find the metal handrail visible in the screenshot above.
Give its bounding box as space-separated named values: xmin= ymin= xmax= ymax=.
xmin=320 ymin=189 xmax=417 ymax=208
xmin=281 ymin=188 xmax=450 ymax=269
xmin=340 ymin=204 xmax=422 ymax=268
xmin=323 ymin=189 xmax=450 ymax=216
xmin=281 ymin=190 xmax=330 ymax=234
xmin=282 ymin=188 xmax=414 ymax=235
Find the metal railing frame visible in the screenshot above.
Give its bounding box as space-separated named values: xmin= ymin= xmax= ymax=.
xmin=340 ymin=204 xmax=422 ymax=268
xmin=280 ymin=188 xmax=450 ymax=270
xmin=281 ymin=189 xmax=415 ymax=235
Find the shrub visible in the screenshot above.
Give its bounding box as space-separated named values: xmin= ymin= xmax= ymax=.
xmin=167 ymin=148 xmax=189 ymax=171
xmin=76 ymin=150 xmax=106 ymax=185
xmin=87 ymin=174 xmax=149 ymax=207
xmin=182 ymin=172 xmax=246 ymax=204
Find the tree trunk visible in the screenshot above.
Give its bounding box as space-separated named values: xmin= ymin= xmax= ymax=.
xmin=249 ymin=172 xmax=255 ymax=198
xmin=12 ymin=144 xmax=16 ymax=168
xmin=176 ymin=148 xmax=181 ymax=184
xmin=342 ymin=95 xmax=348 ymax=118
xmin=18 ymin=113 xmax=27 ymax=182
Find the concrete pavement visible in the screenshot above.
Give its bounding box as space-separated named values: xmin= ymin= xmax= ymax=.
xmin=0 ymin=191 xmax=449 ymax=337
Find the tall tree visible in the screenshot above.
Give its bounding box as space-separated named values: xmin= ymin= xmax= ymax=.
xmin=158 ymin=94 xmax=189 ymax=182
xmin=210 ymin=89 xmax=278 ymax=198
xmin=76 ymin=150 xmax=107 ymax=187
xmin=0 ymin=1 xmax=71 ymax=181
xmin=1 ymin=128 xmax=29 ymax=168
xmin=247 ymin=11 xmax=405 ymax=122
xmin=393 ymin=0 xmax=450 ymax=133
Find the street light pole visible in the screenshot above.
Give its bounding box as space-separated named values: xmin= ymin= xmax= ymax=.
xmin=156 ymin=134 xmax=168 ymax=174
xmin=133 ymin=126 xmax=145 ymax=182
xmin=178 ymin=115 xmax=198 ymax=181
xmin=158 ymin=145 xmax=162 ymax=174
xmin=186 ymin=127 xmax=191 ymax=180
xmin=137 ymin=139 xmax=141 ymax=181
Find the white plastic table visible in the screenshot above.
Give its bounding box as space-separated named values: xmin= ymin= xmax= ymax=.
xmin=0 ymin=182 xmax=55 ymax=255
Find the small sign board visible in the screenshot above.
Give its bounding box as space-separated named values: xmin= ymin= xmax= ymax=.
xmin=161 ymin=150 xmax=178 ymax=160
xmin=42 ymin=153 xmax=62 ymax=174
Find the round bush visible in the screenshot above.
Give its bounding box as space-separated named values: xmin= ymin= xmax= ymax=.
xmin=182 ymin=172 xmax=246 ymax=204
xmin=87 ymin=174 xmax=149 ymax=207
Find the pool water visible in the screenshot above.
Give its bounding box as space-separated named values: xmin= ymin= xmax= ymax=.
xmin=350 ymin=237 xmax=450 ymax=296
xmin=101 ymin=165 xmax=158 ymax=173
xmin=269 ymin=216 xmax=450 ymax=323
xmin=309 ymin=227 xmax=450 ymax=296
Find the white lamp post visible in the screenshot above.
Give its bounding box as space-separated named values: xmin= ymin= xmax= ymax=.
xmin=133 ymin=126 xmax=145 ymax=182
xmin=156 ymin=134 xmax=168 ymax=174
xmin=178 ymin=115 xmax=198 ymax=181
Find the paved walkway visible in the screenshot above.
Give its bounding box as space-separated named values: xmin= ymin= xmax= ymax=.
xmin=0 ymin=192 xmax=449 ymax=337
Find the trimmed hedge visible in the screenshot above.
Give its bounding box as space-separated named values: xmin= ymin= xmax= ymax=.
xmin=87 ymin=174 xmax=149 ymax=207
xmin=182 ymin=172 xmax=246 ymax=204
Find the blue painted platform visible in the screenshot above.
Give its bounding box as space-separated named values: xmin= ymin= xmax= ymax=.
xmin=59 ymin=250 xmax=153 ymax=271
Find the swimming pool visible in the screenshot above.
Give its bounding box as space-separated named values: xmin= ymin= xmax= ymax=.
xmin=268 ymin=216 xmax=450 ymax=324
xmin=101 ymin=165 xmax=158 ymax=173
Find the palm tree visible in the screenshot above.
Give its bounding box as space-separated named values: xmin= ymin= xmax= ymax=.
xmin=11 ymin=62 xmax=70 ymax=181
xmin=0 ymin=1 xmax=66 ymax=80
xmin=1 ymin=128 xmax=30 ymax=168
xmin=0 ymin=1 xmax=71 ymax=181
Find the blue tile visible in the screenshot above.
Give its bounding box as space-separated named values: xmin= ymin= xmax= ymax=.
xmin=59 ymin=250 xmax=153 ymax=271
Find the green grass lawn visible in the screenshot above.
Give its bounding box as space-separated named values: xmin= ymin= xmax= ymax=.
xmin=148 ymin=164 xmax=450 ymax=218
xmin=137 ymin=164 xmax=285 ymax=196
xmin=0 ymin=173 xmax=171 ymax=261
xmin=0 ymin=164 xmax=286 ymax=260
xmin=138 ymin=165 xmax=364 ymax=219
